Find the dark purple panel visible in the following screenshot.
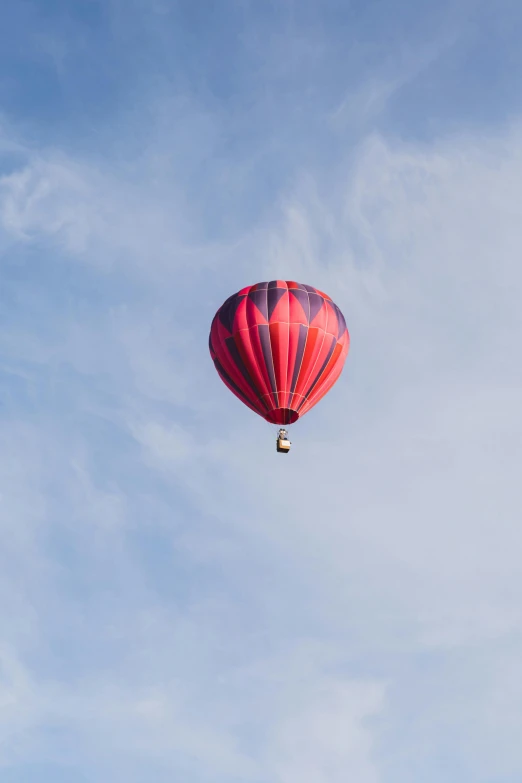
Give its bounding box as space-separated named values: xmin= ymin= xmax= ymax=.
xmin=218 ymin=294 xmax=246 ymax=333
xmin=225 ymin=336 xmax=265 ymax=405
xmin=267 ymin=280 xmax=279 ymax=289
xmin=308 ymin=293 xmax=324 ymax=324
xmin=258 ymin=324 xmax=279 ymax=406
xmin=213 ymin=357 xmax=266 ymax=413
xmin=334 ymin=304 xmax=347 ymax=339
xmin=302 ymin=284 xmax=318 ymax=293
xmin=289 ymin=288 xmax=310 ymax=322
xmin=254 ymin=281 xmax=269 ymax=290
xmin=290 ymin=324 xmax=308 ymax=394
xmin=248 ymin=289 xmax=268 ymax=320
xmin=267 ymin=287 xmax=286 ymax=320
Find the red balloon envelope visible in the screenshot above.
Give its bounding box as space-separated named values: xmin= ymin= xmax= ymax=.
xmin=209 ymin=280 xmax=350 ymax=425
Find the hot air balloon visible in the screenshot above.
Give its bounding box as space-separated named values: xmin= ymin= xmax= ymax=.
xmin=209 ymin=280 xmax=350 ymax=453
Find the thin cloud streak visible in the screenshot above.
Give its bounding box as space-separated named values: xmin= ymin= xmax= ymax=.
xmin=1 ymin=2 xmax=522 ymax=782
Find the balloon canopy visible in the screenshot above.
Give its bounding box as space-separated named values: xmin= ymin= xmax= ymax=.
xmin=209 ymin=280 xmax=350 ymax=426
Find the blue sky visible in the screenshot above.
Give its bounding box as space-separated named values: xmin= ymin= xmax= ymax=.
xmin=1 ymin=1 xmax=522 ymax=781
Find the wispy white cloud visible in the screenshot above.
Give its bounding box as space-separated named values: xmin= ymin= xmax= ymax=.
xmin=2 ymin=114 xmax=522 ymax=782
xmin=126 ymin=121 xmax=522 ymax=779
xmin=1 ymin=2 xmax=522 ymax=781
